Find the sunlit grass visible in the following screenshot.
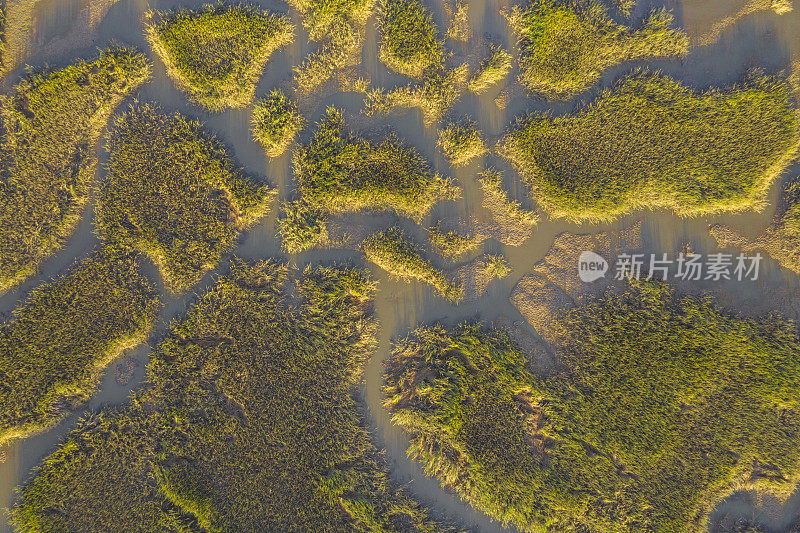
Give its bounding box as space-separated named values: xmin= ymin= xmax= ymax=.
xmin=146 ymin=3 xmax=293 ymax=111
xmin=467 ymin=45 xmax=512 ymax=94
xmin=364 ymin=227 xmax=463 ymax=302
xmin=251 ymin=89 xmax=304 ymax=157
xmin=12 ymin=261 xmax=445 ymax=532
xmin=0 ymin=47 xmax=150 ymax=296
xmin=378 ymin=0 xmax=444 ymax=77
xmin=505 ymin=0 xmax=688 ymax=98
xmin=293 ymin=107 xmax=459 ymax=222
xmin=97 ymin=104 xmax=274 ymax=293
xmin=387 ymin=282 xmax=800 ymax=531
xmin=0 ymin=247 xmax=158 ymax=446
xmin=366 ymin=63 xmax=469 ymax=126
xmin=499 ymin=71 xmax=800 ymax=222
xmin=437 ymin=119 xmax=487 ymax=166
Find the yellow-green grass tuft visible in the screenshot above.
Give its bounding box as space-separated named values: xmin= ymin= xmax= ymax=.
xmin=437 ymin=119 xmax=487 ymax=166
xmin=289 ymin=0 xmax=376 ymax=96
xmin=378 ymin=0 xmax=444 ymax=77
xmin=366 ymin=63 xmax=469 ymax=126
xmin=468 ymin=45 xmax=512 ymax=94
xmin=446 ymin=1 xmax=471 ymax=42
xmin=145 ymin=3 xmax=293 ymax=111
xmin=499 ymin=72 xmax=800 ymax=222
xmin=387 ymin=284 xmax=800 ymax=531
xmin=294 ymin=107 xmax=460 ymax=222
xmin=428 ymin=223 xmax=483 ymax=261
xmin=364 ymin=227 xmax=463 ymax=302
xmin=277 ymin=200 xmax=330 ymax=253
xmin=477 ymin=168 xmax=538 ymax=244
xmin=0 ymin=247 xmax=158 ymax=446
xmin=12 ymin=261 xmax=445 ymax=532
xmin=251 ymin=89 xmax=304 ymax=157
xmin=97 ymin=104 xmax=275 ymax=293
xmin=479 ymin=253 xmax=511 ymax=279
xmin=0 ymin=47 xmax=150 ymax=297
xmin=711 ymin=180 xmax=800 ymax=274
xmin=505 ymin=0 xmax=688 ymax=98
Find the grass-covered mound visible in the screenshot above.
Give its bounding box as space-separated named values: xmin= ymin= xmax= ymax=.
xmin=294 ymin=108 xmax=459 ymax=222
xmin=468 ymin=45 xmax=512 ymax=94
xmin=364 ymin=228 xmax=463 ymax=302
xmin=367 ymin=64 xmax=469 ymax=126
xmin=289 ymin=0 xmax=375 ymax=95
xmin=477 ymin=169 xmax=538 ymax=246
xmin=0 ymin=48 xmax=150 ymax=296
xmin=97 ymin=105 xmax=274 ymax=293
xmin=499 ymin=72 xmax=800 ymax=222
xmin=428 ymin=223 xmax=482 ymax=261
xmin=145 ymin=4 xmax=293 ymax=111
xmin=386 ymin=283 xmax=800 ymax=531
xmin=251 ymin=89 xmax=304 ymax=157
xmin=13 ymin=261 xmax=445 ymax=533
xmin=0 ymin=248 xmax=158 ymax=446
xmin=505 ymin=0 xmax=688 ymax=98
xmin=378 ymin=0 xmax=444 ymax=77
xmin=437 ymin=120 xmax=487 ymax=166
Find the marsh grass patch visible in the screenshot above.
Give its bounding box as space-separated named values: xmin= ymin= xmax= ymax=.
xmin=290 ymin=0 xmax=376 ymax=97
xmin=363 ymin=227 xmax=463 ymax=302
xmin=378 ymin=0 xmax=444 ymax=77
xmin=505 ymin=0 xmax=688 ymax=98
xmin=0 ymin=247 xmax=158 ymax=446
xmin=387 ymin=285 xmax=800 ymax=531
xmin=277 ymin=200 xmax=330 ymax=253
xmin=366 ymin=63 xmax=469 ymax=126
xmin=437 ymin=119 xmax=487 ymax=166
xmin=499 ymin=71 xmax=800 ymax=222
xmin=0 ymin=48 xmax=150 ymax=296
xmin=251 ymin=89 xmax=304 ymax=157
xmin=428 ymin=223 xmax=483 ymax=261
xmin=146 ymin=3 xmax=293 ymax=111
xmin=293 ymin=107 xmax=459 ymax=224
xmin=468 ymin=45 xmax=512 ymax=94
xmin=12 ymin=261 xmax=445 ymax=532
xmin=97 ymin=104 xmax=274 ymax=293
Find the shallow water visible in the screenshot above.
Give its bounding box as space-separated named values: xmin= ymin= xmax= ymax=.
xmin=1 ymin=0 xmax=800 ymax=531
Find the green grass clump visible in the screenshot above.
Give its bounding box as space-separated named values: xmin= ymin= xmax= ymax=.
xmin=505 ymin=0 xmax=688 ymax=98
xmin=251 ymin=89 xmax=304 ymax=157
xmin=446 ymin=1 xmax=471 ymax=41
xmin=97 ymin=105 xmax=274 ymax=293
xmin=387 ymin=283 xmax=800 ymax=531
xmin=478 ymin=253 xmax=511 ymax=279
xmin=499 ymin=72 xmax=800 ymax=222
xmin=428 ymin=224 xmax=483 ymax=261
xmin=277 ymin=200 xmax=330 ymax=253
xmin=0 ymin=48 xmax=150 ymax=296
xmin=477 ymin=169 xmax=538 ymax=241
xmin=289 ymin=0 xmax=375 ymax=95
xmin=364 ymin=228 xmax=463 ymax=302
xmin=146 ymin=4 xmax=293 ymax=111
xmin=0 ymin=248 xmax=158 ymax=446
xmin=437 ymin=120 xmax=487 ymax=166
xmin=367 ymin=64 xmax=469 ymax=126
xmin=295 ymin=107 xmax=459 ymax=222
xmin=468 ymin=45 xmax=512 ymax=94
xmin=378 ymin=0 xmax=444 ymax=77
xmin=13 ymin=261 xmax=445 ymax=532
